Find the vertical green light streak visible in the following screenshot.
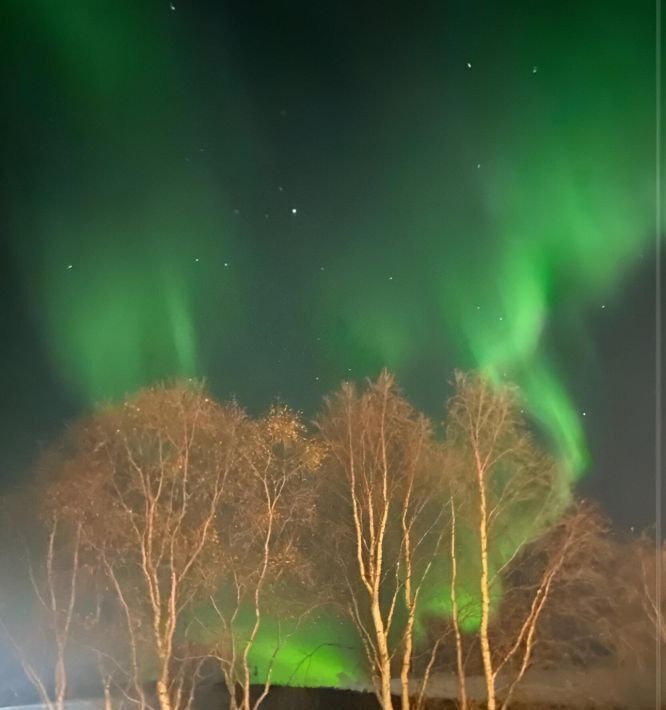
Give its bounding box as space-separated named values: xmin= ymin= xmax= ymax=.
xmin=5 ymin=0 xmax=239 ymax=402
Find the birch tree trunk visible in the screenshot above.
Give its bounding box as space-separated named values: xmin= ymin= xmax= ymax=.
xmin=449 ymin=499 xmax=468 ymax=710
xmin=156 ymin=677 xmax=173 ymax=710
xmin=476 ymin=463 xmax=495 ymax=710
xmin=371 ymin=596 xmax=395 ymax=709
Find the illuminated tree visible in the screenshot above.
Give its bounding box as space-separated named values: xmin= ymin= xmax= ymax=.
xmin=198 ymin=404 xmax=323 ymax=710
xmin=40 ymin=382 xmax=244 ymax=710
xmin=317 ymin=371 xmax=447 ymax=710
xmin=445 ymin=372 xmax=564 ymax=710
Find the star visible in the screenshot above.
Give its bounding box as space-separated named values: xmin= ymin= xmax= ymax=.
xmin=582 ymin=411 xmax=587 ymax=417
xmin=66 ymin=264 xmax=73 ymax=270
xmin=466 ymin=62 xmax=472 ymax=69
xmin=169 ymin=1 xmax=175 ymax=10
xmin=532 ymin=65 xmax=538 ymax=74
xmin=291 ymin=208 xmax=298 ymax=214
xmin=476 ymin=163 xmax=481 ymax=169
xmin=388 ymin=275 xmax=393 ymax=281
xmin=194 ymin=257 xmax=199 ymax=263
xmin=601 ymin=304 xmax=606 ymax=309
xmin=224 ymin=262 xmax=229 ymax=267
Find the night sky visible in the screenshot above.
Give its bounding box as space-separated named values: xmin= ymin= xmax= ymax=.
xmin=1 ymin=1 xmax=660 ymax=528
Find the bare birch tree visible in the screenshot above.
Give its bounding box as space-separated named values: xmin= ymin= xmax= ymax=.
xmin=317 ymin=372 xmax=447 ymax=710
xmin=625 ymin=535 xmax=665 ymax=647
xmin=0 ymin=497 xmax=82 ymax=710
xmin=445 ymin=371 xmax=564 ymax=710
xmin=199 ymin=404 xmax=323 ymax=710
xmin=40 ymin=382 xmax=244 ymax=710
xmin=603 ymin=533 xmax=666 ymax=678
xmin=534 ymin=527 xmax=664 ymax=700
xmin=490 ymin=502 xmax=607 ymax=709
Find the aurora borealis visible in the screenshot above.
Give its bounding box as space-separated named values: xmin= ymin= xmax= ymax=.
xmin=0 ymin=2 xmax=661 ymax=703
xmin=1 ymin=0 xmax=658 ymax=580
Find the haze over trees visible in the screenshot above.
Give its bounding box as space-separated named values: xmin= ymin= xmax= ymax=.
xmin=0 ymin=373 xmax=660 ymax=710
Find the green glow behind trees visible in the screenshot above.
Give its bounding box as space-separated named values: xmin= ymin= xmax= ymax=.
xmin=4 ymin=374 xmax=623 ymax=707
